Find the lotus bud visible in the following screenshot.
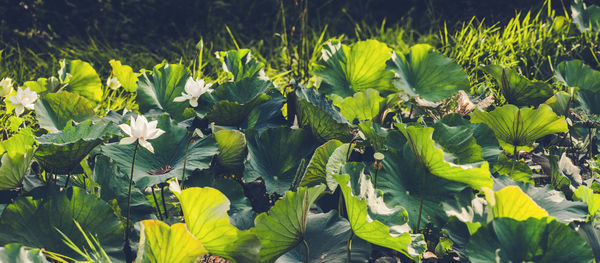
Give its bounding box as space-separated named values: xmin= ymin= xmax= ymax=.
xmin=107 ymin=76 xmax=121 ymax=90
xmin=0 ymin=77 xmax=13 ymax=97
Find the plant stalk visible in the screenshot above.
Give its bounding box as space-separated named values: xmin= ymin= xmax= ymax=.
xmin=303 ymin=239 xmax=309 ymax=263
xmin=151 ymin=185 xmax=163 ymax=220
xmin=346 ymin=232 xmax=354 ymax=263
xmin=181 ymin=136 xmax=193 ymax=188
xmin=64 ymin=172 xmax=71 ymax=189
xmin=416 ymin=171 xmax=428 ymax=232
xmin=161 ymin=184 xmax=169 ymax=219
xmin=124 ymin=141 xmax=139 ymax=263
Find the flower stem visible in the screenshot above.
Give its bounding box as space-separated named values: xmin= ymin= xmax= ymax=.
xmin=303 ymin=239 xmax=309 ymax=263
xmin=346 ymin=232 xmax=354 ymax=263
xmin=181 ymin=136 xmax=193 ymax=188
xmin=416 ymin=171 xmax=428 ymax=233
xmin=64 ymin=171 xmax=71 ymax=189
xmin=124 ymin=141 xmax=139 ymax=263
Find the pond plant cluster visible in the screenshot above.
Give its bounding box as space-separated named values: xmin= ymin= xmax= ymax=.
xmin=4 ymin=1 xmax=600 ymax=263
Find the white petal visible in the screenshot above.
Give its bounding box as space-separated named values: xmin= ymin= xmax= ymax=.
xmin=190 ymin=97 xmax=199 ymax=107
xmin=120 ymin=137 xmax=138 ymax=145
xmin=139 ymin=139 xmax=154 ymax=153
xmin=119 ymin=123 xmax=132 ymax=136
xmin=147 ymin=120 xmax=159 ymax=131
xmin=7 ymin=96 xmax=17 ymax=105
xmin=146 ymin=128 xmax=165 ymax=140
xmin=24 ymin=103 xmax=35 ymax=110
xmin=15 ymin=105 xmax=24 ymax=116
xmin=173 ymin=96 xmax=188 ymax=102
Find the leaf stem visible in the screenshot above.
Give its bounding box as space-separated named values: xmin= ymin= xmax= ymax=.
xmin=124 ymin=141 xmax=139 ymax=263
xmin=416 ymin=171 xmax=427 ymax=233
xmin=303 ymin=239 xmax=309 ymax=263
xmin=161 ymin=184 xmax=169 ymax=219
xmin=64 ymin=171 xmax=71 ymax=189
xmin=151 ymin=185 xmax=163 ymax=220
xmin=346 ymin=232 xmax=354 ymax=263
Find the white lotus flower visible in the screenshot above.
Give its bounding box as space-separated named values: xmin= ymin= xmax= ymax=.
xmin=106 ymin=76 xmax=121 ymax=90
xmin=0 ymin=78 xmax=13 ymax=97
xmin=8 ymin=87 xmax=38 ymax=116
xmin=173 ymin=77 xmax=212 ymax=107
xmin=119 ymin=115 xmax=165 ymax=153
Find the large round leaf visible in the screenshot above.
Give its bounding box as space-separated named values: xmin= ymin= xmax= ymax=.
xmin=101 ymin=114 xmax=219 ymax=189
xmin=136 ymin=220 xmax=207 ymax=263
xmin=482 ymin=65 xmax=554 ymax=107
xmin=433 ymin=113 xmax=501 ymax=164
xmin=555 ymin=60 xmax=600 ymax=114
xmin=136 ymin=64 xmax=190 ymax=120
xmin=35 ymin=120 xmax=119 ymax=174
xmin=92 ymin=155 xmax=155 ymax=223
xmin=0 ymin=243 xmax=49 ymax=263
xmin=484 ymin=186 xmax=548 ymax=221
xmin=171 ymin=184 xmax=260 ymax=262
xmin=470 ymin=104 xmax=569 ymax=153
xmin=35 ymin=91 xmax=97 ymax=132
xmin=58 ymin=59 xmax=103 ymax=104
xmin=314 ymin=40 xmax=394 ymax=97
xmin=295 ymin=87 xmax=352 ymax=142
xmin=0 ymin=187 xmax=124 ymax=259
xmin=276 ymin=211 xmax=371 ymax=263
xmin=251 ymin=185 xmax=326 ymax=263
xmin=244 ymin=127 xmax=319 ymax=194
xmin=572 ymin=0 xmax=600 ymax=32
xmin=0 ymin=132 xmax=35 ymax=190
xmin=467 ymin=217 xmax=594 ymax=263
xmin=334 ymin=165 xmax=425 ymax=260
xmin=214 ymin=129 xmax=247 ymax=172
xmin=386 ymin=44 xmax=469 ymax=102
xmin=109 ymin=60 xmax=138 ymax=92
xmin=206 ymin=94 xmax=270 ymax=126
xmin=331 ymin=88 xmax=385 ymax=123
xmin=300 ymin=140 xmax=343 ymax=188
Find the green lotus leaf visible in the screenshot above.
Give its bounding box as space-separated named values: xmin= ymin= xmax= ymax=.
xmin=467 ymin=217 xmax=594 ymax=263
xmin=484 ymin=186 xmax=549 ymax=220
xmin=387 ymin=44 xmax=469 ymax=102
xmin=577 ymin=222 xmax=600 ymax=262
xmin=35 ymin=120 xmax=119 ymax=174
xmin=57 ymin=59 xmax=103 ymax=104
xmin=0 ymin=187 xmax=124 ymax=259
xmin=555 ymin=60 xmax=600 ymax=114
xmin=295 ymin=87 xmax=352 ymax=142
xmin=482 ymin=65 xmax=554 ymax=106
xmin=251 ymin=185 xmax=325 ymax=263
xmin=434 ymin=113 xmax=501 ymax=164
xmin=0 ymin=131 xmax=35 ymax=190
xmin=217 ymin=49 xmax=265 ymax=82
xmin=24 ymin=77 xmax=60 ymax=94
xmin=0 ymin=243 xmax=49 ymax=263
xmin=206 ymin=94 xmax=270 ymax=126
xmin=378 ymin=135 xmax=476 ymax=229
xmin=241 ymin=89 xmax=287 ymax=132
xmin=136 ymin=220 xmax=207 ymax=263
xmin=334 ymin=166 xmax=425 ymax=260
xmin=101 ymin=114 xmax=218 ymax=189
xmin=136 ymin=63 xmax=190 ymax=120
xmin=92 ymin=155 xmax=155 ymax=222
xmin=399 ymin=125 xmax=493 ymax=189
xmin=470 ymin=104 xmax=568 ymax=153
xmin=545 ymin=91 xmax=572 ymax=116
xmin=214 ymin=129 xmax=248 ymax=172
xmin=213 ymin=178 xmax=256 ymax=230
xmin=109 ymin=60 xmax=138 ymax=92
xmin=171 ymin=184 xmax=260 ymax=262
xmin=300 ymin=140 xmax=343 ymax=188
xmin=492 ymin=154 xmax=533 ymax=183
xmin=493 ymin=175 xmax=588 ymax=223
xmin=358 ymin=121 xmax=389 ymax=152
xmin=314 ymin=39 xmax=394 ymax=97
xmin=572 ymin=0 xmax=600 ymax=32
xmin=35 ymin=91 xmax=97 ymax=132
xmin=324 ymin=143 xmax=354 ymax=191
xmin=244 ymin=127 xmax=319 ymax=194
xmin=574 ymin=186 xmax=600 ymax=218
xmin=332 ymin=88 xmax=385 ymax=123
xmin=276 ymin=211 xmax=372 ymax=263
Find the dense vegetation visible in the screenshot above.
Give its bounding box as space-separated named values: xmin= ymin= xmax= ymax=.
xmin=3 ymin=0 xmax=600 ymax=262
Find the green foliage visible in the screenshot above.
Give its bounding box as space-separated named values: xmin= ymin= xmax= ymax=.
xmin=136 ymin=220 xmax=207 ymax=263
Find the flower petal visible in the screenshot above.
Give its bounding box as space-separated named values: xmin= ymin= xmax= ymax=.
xmin=14 ymin=105 xmax=24 ymax=116
xmin=146 ymin=128 xmax=165 ymax=140
xmin=190 ymin=97 xmax=199 ymax=107
xmin=139 ymin=139 xmax=154 ymax=153
xmin=173 ymin=96 xmax=187 ymax=102
xmin=119 ymin=123 xmax=132 ymax=136
xmin=120 ymin=137 xmax=138 ymax=145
